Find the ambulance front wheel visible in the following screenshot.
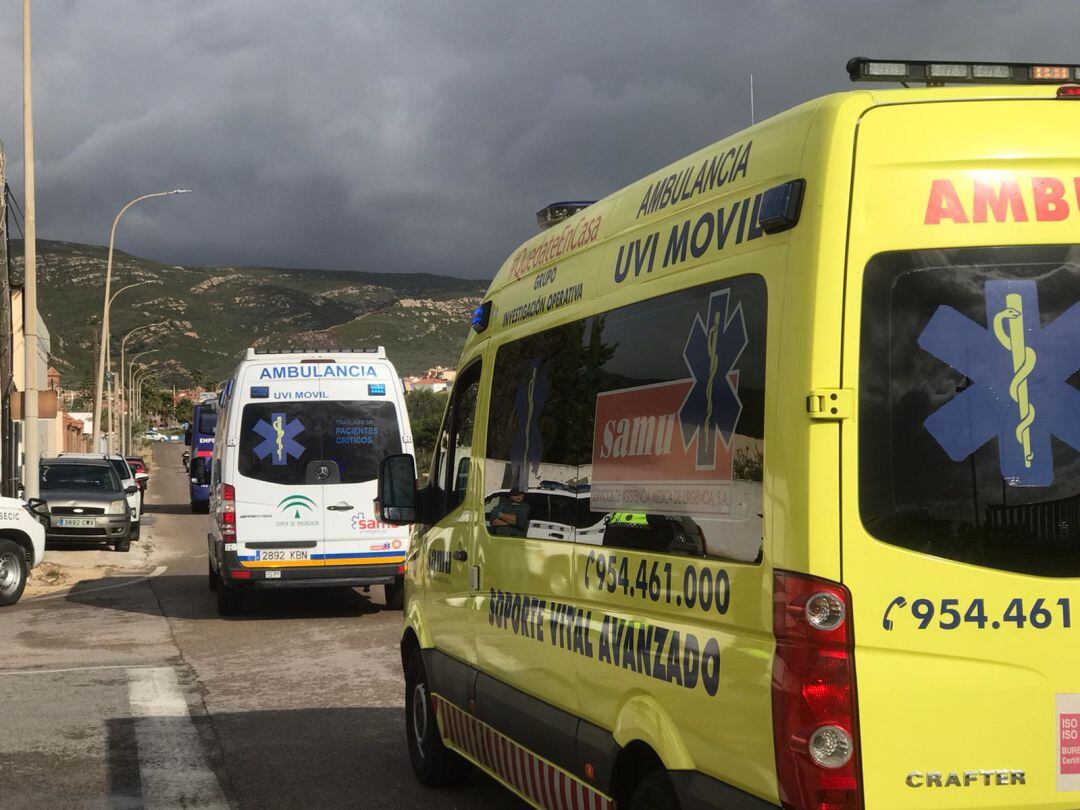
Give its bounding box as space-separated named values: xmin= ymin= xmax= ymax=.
xmin=384 ymin=578 xmax=404 ymax=610
xmin=405 ymin=650 xmax=470 ymax=786
xmin=628 ymin=770 xmax=679 ymax=810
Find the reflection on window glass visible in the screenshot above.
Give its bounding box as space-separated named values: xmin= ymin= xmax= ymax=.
xmin=485 ymin=275 xmax=767 ymax=562
xmin=860 ymin=246 xmax=1080 ymax=577
xmin=238 ymin=402 xmax=402 ymax=485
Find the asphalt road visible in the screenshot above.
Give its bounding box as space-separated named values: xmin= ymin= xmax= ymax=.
xmin=0 ymin=444 xmax=522 ymax=809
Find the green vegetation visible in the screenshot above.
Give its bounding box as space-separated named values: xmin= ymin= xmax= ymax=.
xmin=9 ymin=240 xmax=485 ymax=388
xmin=405 ymin=389 xmax=449 ymax=481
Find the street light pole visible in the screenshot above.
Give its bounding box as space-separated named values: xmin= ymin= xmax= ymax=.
xmin=118 ymin=323 xmax=165 ymax=455
xmin=125 ymin=349 xmax=158 ymax=452
xmin=91 ymin=189 xmax=190 ymax=451
xmin=22 ymin=0 xmax=40 ymax=498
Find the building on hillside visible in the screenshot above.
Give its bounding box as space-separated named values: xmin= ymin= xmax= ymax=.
xmin=426 ymin=366 xmax=457 ymax=383
xmin=404 ymin=376 xmax=449 ymax=394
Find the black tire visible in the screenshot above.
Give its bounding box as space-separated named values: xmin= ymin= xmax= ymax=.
xmin=404 ymin=650 xmax=470 ymax=786
xmin=208 ymin=558 xmax=219 ymax=592
xmin=113 ymin=538 xmax=132 ymax=553
xmin=130 ymin=523 xmax=141 ymax=541
xmin=0 ymin=539 xmax=28 ymax=606
xmin=216 ymin=580 xmax=243 ymax=616
xmin=384 ymin=579 xmax=405 ymax=610
xmin=628 ymin=770 xmax=680 ymax=810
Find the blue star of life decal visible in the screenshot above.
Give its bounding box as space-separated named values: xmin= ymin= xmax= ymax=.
xmin=679 ymin=288 xmax=748 ymax=469
xmin=918 ymin=279 xmax=1080 ymax=486
xmin=252 ymin=412 xmax=306 ymax=466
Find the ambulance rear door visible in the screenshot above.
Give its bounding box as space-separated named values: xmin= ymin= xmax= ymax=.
xmin=843 ymin=96 xmax=1080 ymax=810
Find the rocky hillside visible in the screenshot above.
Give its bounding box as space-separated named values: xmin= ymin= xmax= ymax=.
xmin=8 ymin=240 xmax=485 ymax=386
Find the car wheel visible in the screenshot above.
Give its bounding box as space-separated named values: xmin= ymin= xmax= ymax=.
xmin=114 ymin=538 xmax=131 ymax=553
xmin=208 ymin=558 xmax=219 ymax=592
xmin=0 ymin=540 xmax=28 ymax=606
xmin=216 ymin=581 xmax=243 ymax=616
xmin=130 ymin=524 xmax=141 ymax=541
xmin=405 ymin=650 xmax=470 ymax=786
xmin=384 ymin=579 xmax=404 ymax=610
xmin=628 ymin=770 xmax=680 ymax=810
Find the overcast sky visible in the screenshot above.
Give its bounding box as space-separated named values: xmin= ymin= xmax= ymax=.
xmin=0 ymin=1 xmax=1077 ymax=279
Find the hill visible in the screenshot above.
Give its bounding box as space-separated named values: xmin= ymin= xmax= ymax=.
xmin=8 ymin=240 xmax=486 ymax=387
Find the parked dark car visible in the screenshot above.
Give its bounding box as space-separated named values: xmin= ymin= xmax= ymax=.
xmin=125 ymin=456 xmax=149 ymax=493
xmin=35 ymin=457 xmax=137 ymax=552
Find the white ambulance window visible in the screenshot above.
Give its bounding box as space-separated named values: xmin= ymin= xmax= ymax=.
xmin=860 ymin=245 xmax=1080 ymax=577
xmin=237 ymin=402 xmax=402 ymax=485
xmin=484 ymin=275 xmax=766 ymax=562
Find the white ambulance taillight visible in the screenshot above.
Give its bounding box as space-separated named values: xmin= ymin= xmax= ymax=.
xmin=861 ymin=61 xmax=907 ymax=78
xmin=808 ymin=725 xmax=854 ymax=769
xmin=972 ymin=64 xmax=1011 ymax=79
xmin=928 ymin=63 xmax=970 ymax=79
xmin=221 ymin=483 xmax=237 ymax=540
xmin=805 ymin=591 xmax=846 ymax=631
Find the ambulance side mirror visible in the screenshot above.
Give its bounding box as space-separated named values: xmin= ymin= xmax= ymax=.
xmin=379 ymin=454 xmax=418 ymax=524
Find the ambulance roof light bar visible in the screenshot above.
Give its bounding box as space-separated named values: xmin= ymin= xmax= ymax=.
xmin=847 ymin=57 xmax=1080 ymax=86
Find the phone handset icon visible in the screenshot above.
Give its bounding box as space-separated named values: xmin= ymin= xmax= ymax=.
xmin=882 ymin=596 xmax=907 ymax=631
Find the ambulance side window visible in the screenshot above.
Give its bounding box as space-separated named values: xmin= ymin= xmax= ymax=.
xmin=484 ymin=275 xmax=767 ymax=562
xmin=429 ymin=362 xmax=482 ymax=520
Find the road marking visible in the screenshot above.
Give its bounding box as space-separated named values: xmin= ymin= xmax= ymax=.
xmin=129 ymin=667 xmax=228 ymax=808
xmin=24 ymin=565 xmax=167 ymax=602
xmin=0 ymin=663 xmax=169 ymax=677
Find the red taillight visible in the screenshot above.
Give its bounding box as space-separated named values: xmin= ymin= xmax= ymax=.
xmin=230 ymin=569 xmax=251 ymax=580
xmin=220 ymin=484 xmax=237 ymax=539
xmin=1058 ymin=85 xmax=1080 ymax=98
xmin=772 ymin=571 xmax=863 ymax=810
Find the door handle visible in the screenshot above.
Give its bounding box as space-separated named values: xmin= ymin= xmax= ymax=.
xmin=326 ymin=503 xmax=354 ymax=511
xmin=452 ymin=549 xmax=468 ymax=562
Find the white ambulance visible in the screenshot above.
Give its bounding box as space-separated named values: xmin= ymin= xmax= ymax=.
xmin=207 ymin=347 xmax=413 ymax=615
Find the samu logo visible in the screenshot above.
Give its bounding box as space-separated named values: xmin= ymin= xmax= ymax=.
xmin=918 ymin=279 xmax=1080 ymax=486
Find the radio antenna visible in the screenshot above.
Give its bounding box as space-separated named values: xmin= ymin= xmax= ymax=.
xmin=749 ymin=74 xmax=755 ymax=125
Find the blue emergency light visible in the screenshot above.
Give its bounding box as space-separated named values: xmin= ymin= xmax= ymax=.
xmin=368 ymin=383 xmax=386 ymax=396
xmin=250 ymin=386 xmax=269 ymax=399
xmin=471 ymin=300 xmax=493 ymax=333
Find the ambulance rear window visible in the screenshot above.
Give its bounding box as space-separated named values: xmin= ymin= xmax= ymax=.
xmin=859 ymin=245 xmax=1080 ymax=577
xmin=238 ymin=401 xmax=402 ymax=486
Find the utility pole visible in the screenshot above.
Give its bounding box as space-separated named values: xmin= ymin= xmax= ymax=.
xmin=0 ymin=159 xmax=12 ymax=496
xmin=22 ymin=0 xmax=39 ymax=498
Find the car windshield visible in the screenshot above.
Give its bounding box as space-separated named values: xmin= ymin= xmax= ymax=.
xmin=41 ymin=464 xmax=120 ymax=492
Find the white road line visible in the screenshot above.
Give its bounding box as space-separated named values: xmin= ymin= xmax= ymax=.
xmin=24 ymin=565 xmax=167 ymax=602
xmin=129 ymin=667 xmax=228 ymax=809
xmin=0 ymin=663 xmax=168 ymax=677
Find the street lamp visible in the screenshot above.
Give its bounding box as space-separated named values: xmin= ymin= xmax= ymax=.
xmin=125 ymin=350 xmax=159 ymax=452
xmin=117 ymin=323 xmax=166 ymax=454
xmin=91 ymin=189 xmax=190 ymax=450
xmin=131 ymin=366 xmax=159 ymax=441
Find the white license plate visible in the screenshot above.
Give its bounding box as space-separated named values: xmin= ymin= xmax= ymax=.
xmin=265 ymin=571 xmax=282 ymax=579
xmin=56 ymin=518 xmax=95 ymax=527
xmin=255 ymin=549 xmax=310 ymax=561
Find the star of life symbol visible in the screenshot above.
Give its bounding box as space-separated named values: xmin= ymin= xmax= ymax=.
xmin=679 ymin=288 xmax=747 ymax=469
xmin=918 ymin=279 xmax=1080 ymax=486
xmin=252 ymin=412 xmax=305 ymax=466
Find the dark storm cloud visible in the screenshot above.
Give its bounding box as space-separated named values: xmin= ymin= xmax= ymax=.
xmin=0 ymin=0 xmax=1077 ymax=278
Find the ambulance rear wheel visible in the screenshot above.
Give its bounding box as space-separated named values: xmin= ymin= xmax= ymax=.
xmin=628 ymin=770 xmax=679 ymax=810
xmin=384 ymin=579 xmax=404 ymax=610
xmin=216 ymin=581 xmax=243 ymax=616
xmin=405 ymin=650 xmax=469 ymax=786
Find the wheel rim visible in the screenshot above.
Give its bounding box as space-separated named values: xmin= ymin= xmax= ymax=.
xmin=411 ymin=680 xmax=429 ymax=758
xmin=0 ymin=551 xmax=22 ymax=596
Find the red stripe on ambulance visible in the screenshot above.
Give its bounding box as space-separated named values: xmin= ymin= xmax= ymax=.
xmin=432 ymin=695 xmax=613 ymax=810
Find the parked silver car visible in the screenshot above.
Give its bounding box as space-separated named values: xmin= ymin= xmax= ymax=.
xmin=35 ymin=457 xmax=136 ymax=552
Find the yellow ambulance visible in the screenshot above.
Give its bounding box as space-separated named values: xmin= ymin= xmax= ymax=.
xmin=377 ymin=58 xmax=1080 ymax=809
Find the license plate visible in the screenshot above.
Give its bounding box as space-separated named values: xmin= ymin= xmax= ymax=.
xmin=56 ymin=518 xmax=95 ymax=527
xmin=255 ymin=549 xmax=310 ymax=561
xmin=265 ymin=571 xmax=282 ymax=579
